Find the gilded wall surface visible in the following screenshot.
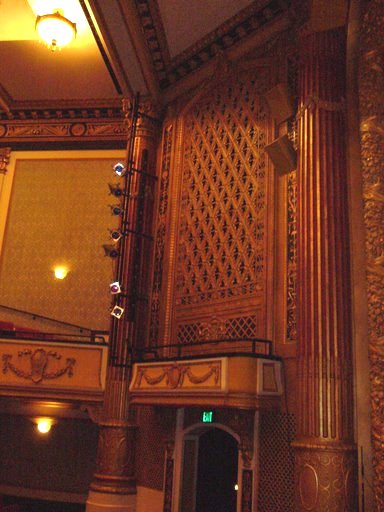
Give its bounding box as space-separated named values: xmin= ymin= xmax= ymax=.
xmin=0 ymin=153 xmax=122 ymax=331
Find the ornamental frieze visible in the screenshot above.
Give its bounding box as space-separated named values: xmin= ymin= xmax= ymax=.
xmin=2 ymin=347 xmax=75 ymax=384
xmin=132 ymin=360 xmax=221 ymax=391
xmin=0 ymin=120 xmax=127 ymax=142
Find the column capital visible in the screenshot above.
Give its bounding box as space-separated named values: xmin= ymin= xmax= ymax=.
xmin=122 ymin=97 xmax=161 ymax=137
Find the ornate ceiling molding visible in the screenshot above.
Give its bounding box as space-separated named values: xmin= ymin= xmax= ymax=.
xmin=137 ymin=0 xmax=289 ymax=90
xmin=0 ymin=104 xmax=127 ymax=144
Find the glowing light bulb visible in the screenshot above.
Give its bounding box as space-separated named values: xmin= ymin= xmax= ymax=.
xmin=54 ymin=266 xmax=69 ymax=279
xmin=36 ymin=11 xmax=77 ymax=51
xmin=36 ymin=418 xmax=53 ymax=434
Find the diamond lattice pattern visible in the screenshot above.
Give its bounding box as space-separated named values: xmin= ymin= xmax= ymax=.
xmin=176 ymin=77 xmax=268 ymax=305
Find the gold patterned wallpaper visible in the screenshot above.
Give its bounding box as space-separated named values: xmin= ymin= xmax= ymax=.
xmin=0 ymin=151 xmax=124 ymax=331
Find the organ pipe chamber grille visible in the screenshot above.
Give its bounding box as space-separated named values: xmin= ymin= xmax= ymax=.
xmin=169 ymin=72 xmax=274 ymax=345
xmin=108 ymin=95 xmax=158 ymax=368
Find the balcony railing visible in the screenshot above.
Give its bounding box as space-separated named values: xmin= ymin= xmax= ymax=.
xmin=133 ymin=337 xmax=274 ymax=362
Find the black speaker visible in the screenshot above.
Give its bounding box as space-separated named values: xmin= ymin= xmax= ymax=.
xmin=265 ymin=134 xmax=297 ymax=173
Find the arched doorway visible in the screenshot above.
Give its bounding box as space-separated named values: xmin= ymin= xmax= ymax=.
xmin=180 ymin=427 xmax=239 ymax=512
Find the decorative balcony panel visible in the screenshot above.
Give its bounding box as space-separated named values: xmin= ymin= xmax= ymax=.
xmin=0 ymin=338 xmax=108 ymax=402
xmin=129 ymin=355 xmax=282 ymax=409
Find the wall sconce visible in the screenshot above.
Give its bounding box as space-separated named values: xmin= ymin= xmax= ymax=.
xmin=35 ymin=10 xmax=77 ymax=51
xmin=53 ymin=266 xmax=69 ymax=280
xmin=32 ymin=417 xmax=57 ymax=435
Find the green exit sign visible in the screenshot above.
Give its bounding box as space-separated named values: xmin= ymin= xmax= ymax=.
xmin=201 ymin=410 xmax=214 ymax=423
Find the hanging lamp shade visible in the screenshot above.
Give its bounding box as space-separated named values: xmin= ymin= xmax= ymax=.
xmin=35 ymin=11 xmax=77 ymax=51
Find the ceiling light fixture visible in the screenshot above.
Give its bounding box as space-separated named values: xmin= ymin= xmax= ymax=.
xmin=35 ymin=10 xmax=77 ymax=51
xmin=32 ymin=417 xmax=57 ymax=435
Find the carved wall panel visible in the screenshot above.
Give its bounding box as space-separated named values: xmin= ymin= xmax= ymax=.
xmin=358 ymin=0 xmax=384 ymax=508
xmin=286 ymin=170 xmax=297 ymax=342
xmin=166 ymin=71 xmax=274 ymax=345
xmin=149 ymin=124 xmax=173 ymax=346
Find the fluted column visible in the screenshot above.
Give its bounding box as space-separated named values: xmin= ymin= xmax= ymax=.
xmin=293 ymin=28 xmax=358 ymax=511
xmin=87 ymin=99 xmax=158 ymax=512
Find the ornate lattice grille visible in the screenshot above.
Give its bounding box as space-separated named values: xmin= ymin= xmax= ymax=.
xmin=176 ymin=76 xmax=269 ymax=307
xmin=176 ymin=315 xmax=260 ymax=344
xmin=258 ymin=411 xmax=296 ymax=511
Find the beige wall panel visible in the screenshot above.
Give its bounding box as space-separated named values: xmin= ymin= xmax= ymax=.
xmin=0 ymin=150 xmax=125 ymax=331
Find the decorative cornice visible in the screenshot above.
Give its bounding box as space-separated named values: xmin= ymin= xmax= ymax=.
xmin=0 ymin=106 xmax=122 ymax=121
xmin=137 ymin=0 xmax=289 ymax=90
xmin=0 ymin=106 xmax=127 ymax=143
xmin=134 ymin=0 xmax=171 ymax=84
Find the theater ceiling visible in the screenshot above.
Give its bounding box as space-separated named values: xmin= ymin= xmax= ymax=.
xmin=0 ymin=0 xmax=290 ymax=112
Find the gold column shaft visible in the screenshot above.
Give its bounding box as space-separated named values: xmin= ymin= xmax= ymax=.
xmin=293 ymin=28 xmax=358 ymax=511
xmin=90 ymin=100 xmax=159 ymax=496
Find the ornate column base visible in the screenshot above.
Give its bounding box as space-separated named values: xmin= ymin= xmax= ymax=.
xmin=87 ymin=422 xmax=137 ymax=510
xmin=86 ymin=490 xmax=136 ymax=512
xmin=293 ymin=439 xmax=358 ymax=511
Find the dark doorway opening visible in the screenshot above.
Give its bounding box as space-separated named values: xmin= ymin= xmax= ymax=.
xmin=195 ymin=428 xmax=238 ymax=512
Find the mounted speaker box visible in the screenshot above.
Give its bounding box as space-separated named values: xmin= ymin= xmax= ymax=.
xmin=264 ymin=83 xmax=294 ymax=124
xmin=265 ymin=134 xmax=297 ymax=174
